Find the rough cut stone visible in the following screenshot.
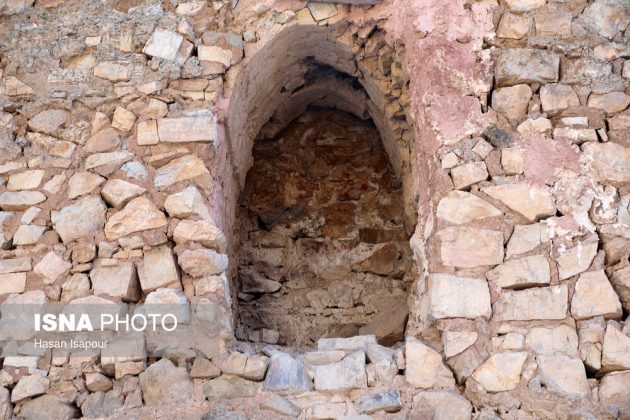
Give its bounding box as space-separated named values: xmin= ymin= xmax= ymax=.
xmin=19 ymin=395 xmax=79 ymax=420
xmin=411 ymin=391 xmax=473 ymax=420
xmin=144 ymin=288 xmax=190 ymax=324
xmin=493 ymin=285 xmax=568 ymax=321
xmin=428 ymin=274 xmax=492 ymax=319
xmin=497 ymin=13 xmax=530 ymax=39
xmin=505 ymin=0 xmax=545 ymax=12
xmin=485 ymin=255 xmax=550 ymax=289
xmin=507 ymin=223 xmax=546 ymax=257
xmin=140 ymin=245 xmax=180 ymax=291
xmin=601 ymin=322 xmax=630 ymax=371
xmin=436 ymin=191 xmax=501 ymax=224
xmin=437 ymin=227 xmax=504 ymax=268
xmin=7 ymin=170 xmax=45 ymax=191
xmin=28 ymin=109 xmax=69 ymax=135
xmin=540 ymin=84 xmax=579 ymax=114
xmin=582 ymin=142 xmax=630 ymax=186
xmin=405 ymin=337 xmax=455 ymax=389
xmin=443 ymin=331 xmax=478 ymax=358
xmin=355 ymin=389 xmax=401 ymax=414
xmin=197 ymin=46 xmax=232 ymax=67
xmin=190 ymin=357 xmax=221 ymax=379
xmin=450 ymin=161 xmax=488 ymax=190
xmin=11 ymin=375 xmax=49 ymax=402
xmin=263 ymin=352 xmax=311 ymax=393
xmin=313 ymin=351 xmax=367 ymax=391
xmin=0 ymin=191 xmax=46 ymax=211
xmin=85 ymin=372 xmax=113 ymax=392
xmin=307 ymin=2 xmax=337 ymax=21
xmin=111 ymin=107 xmax=136 ymax=132
xmin=501 ymin=148 xmax=524 ymax=175
xmin=142 ymin=29 xmax=184 ymax=60
xmin=13 ymin=225 xmax=46 ymax=245
xmin=555 ymin=240 xmax=598 ymax=280
xmin=153 ymin=154 xmax=210 ymax=189
xmin=34 ymin=251 xmax=71 ymax=284
xmin=100 ymin=179 xmax=145 ymax=209
xmin=471 ymin=352 xmax=527 ymax=392
xmin=85 ymin=151 xmax=134 ymax=170
xmin=85 ymin=128 xmax=121 ymax=153
xmin=104 ymin=197 xmax=167 ymax=240
xmin=139 ymin=359 xmax=193 ymax=405
xmin=582 ymin=0 xmax=630 ymax=39
xmin=173 ymin=220 xmax=227 ymax=252
xmin=611 ymin=266 xmax=630 ymax=311
xmin=164 ymin=186 xmax=212 ymax=220
xmin=588 ymin=92 xmax=630 ymax=115
xmin=537 ymin=355 xmax=589 ymax=398
xmin=571 ymin=270 xmax=622 ymax=320
xmin=178 ymin=248 xmax=228 ymax=277
xmin=599 ymin=371 xmax=630 ymax=415
xmin=203 ymin=375 xmax=260 ymax=400
xmin=318 ymin=335 xmax=377 ymax=351
xmin=496 ymin=49 xmax=559 ymax=87
xmin=482 ymin=183 xmax=555 ymax=222
xmin=535 ymin=12 xmax=572 ymax=36
xmin=0 ymin=257 xmax=32 ymax=274
xmin=526 ymin=325 xmax=578 ymax=356
xmin=90 ymin=259 xmax=139 ymax=301
xmin=93 ymin=62 xmax=133 ymax=82
xmin=492 ymin=84 xmax=532 ymax=125
xmin=67 ymin=172 xmax=105 ymax=199
xmin=157 ymin=116 xmax=217 ymax=143
xmin=0 ymin=273 xmax=26 ymax=295
xmin=262 ymin=396 xmax=301 ymax=418
xmin=52 ymin=196 xmax=107 ymax=243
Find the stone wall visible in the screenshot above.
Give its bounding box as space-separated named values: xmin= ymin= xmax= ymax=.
xmin=0 ymin=0 xmax=628 ymax=418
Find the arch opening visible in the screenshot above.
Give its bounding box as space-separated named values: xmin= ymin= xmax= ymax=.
xmin=225 ymin=24 xmax=420 ymax=348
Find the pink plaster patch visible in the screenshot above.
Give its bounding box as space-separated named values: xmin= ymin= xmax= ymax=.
xmin=519 ymin=136 xmax=581 ymax=186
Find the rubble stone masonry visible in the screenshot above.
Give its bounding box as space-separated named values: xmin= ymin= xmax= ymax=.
xmin=0 ymin=0 xmax=629 ymax=418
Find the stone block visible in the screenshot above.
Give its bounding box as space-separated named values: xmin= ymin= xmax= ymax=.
xmin=52 ymin=196 xmax=107 ymax=243
xmin=450 ymin=161 xmax=488 ymax=190
xmin=471 ymin=352 xmax=527 ymax=392
xmin=405 ymin=337 xmax=455 ymax=389
xmin=485 ymin=255 xmax=550 ymax=289
xmin=555 ymin=239 xmax=598 ymax=280
xmin=90 ymin=259 xmax=140 ymax=301
xmin=428 ymin=273 xmax=492 ymax=319
xmin=482 ymin=183 xmax=556 ymax=222
xmin=0 ymin=191 xmax=46 ymax=211
xmin=157 ymin=116 xmax=217 ymax=143
xmin=313 ymin=351 xmax=367 ymax=391
xmin=492 ymin=84 xmax=532 ymax=125
xmin=142 ymin=29 xmax=184 ymax=60
xmin=104 ymin=197 xmax=167 ymax=240
xmin=139 ymin=359 xmax=192 ymax=405
xmin=437 ymin=226 xmax=504 ymax=268
xmin=537 ymin=355 xmax=589 ymax=398
xmin=496 ymin=49 xmax=559 ymax=87
xmin=436 ymin=191 xmax=501 ymax=225
xmin=140 ymin=245 xmax=180 ymax=292
xmin=355 ymin=389 xmax=401 ymax=414
xmin=494 ymin=285 xmax=568 ymax=321
xmin=571 ymin=270 xmax=622 ymax=320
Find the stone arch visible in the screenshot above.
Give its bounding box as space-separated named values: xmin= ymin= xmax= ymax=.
xmin=224 ymin=23 xmax=420 ymax=347
xmin=226 ymin=23 xmax=417 ymax=235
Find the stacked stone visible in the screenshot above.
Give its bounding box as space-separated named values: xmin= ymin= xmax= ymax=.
xmin=419 ymin=0 xmax=630 ymax=416
xmin=0 ymin=0 xmax=627 ymax=418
